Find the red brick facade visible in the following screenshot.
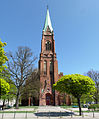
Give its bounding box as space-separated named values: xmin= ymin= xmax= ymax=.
xmin=39 ymin=26 xmax=59 ymax=105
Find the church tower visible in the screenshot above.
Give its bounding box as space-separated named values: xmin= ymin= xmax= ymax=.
xmin=39 ymin=7 xmax=59 ymax=106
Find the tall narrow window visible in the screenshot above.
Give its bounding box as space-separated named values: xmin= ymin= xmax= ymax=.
xmin=44 ymin=80 xmax=47 ymax=89
xmin=44 ymin=61 xmax=47 ymax=75
xmin=50 ymin=61 xmax=53 ymax=75
xmin=46 ymin=41 xmax=51 ymax=50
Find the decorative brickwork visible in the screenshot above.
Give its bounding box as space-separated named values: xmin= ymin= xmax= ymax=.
xmin=39 ymin=26 xmax=58 ymax=105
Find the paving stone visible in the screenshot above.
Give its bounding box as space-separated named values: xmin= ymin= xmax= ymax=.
xmin=0 ymin=106 xmax=99 ymax=119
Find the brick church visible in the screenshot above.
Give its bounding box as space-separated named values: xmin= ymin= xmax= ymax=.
xmin=39 ymin=8 xmax=71 ymax=106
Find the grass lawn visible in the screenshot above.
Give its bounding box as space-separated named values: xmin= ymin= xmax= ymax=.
xmin=19 ymin=106 xmax=38 ymax=109
xmin=0 ymin=106 xmax=38 ymax=113
xmin=60 ymin=106 xmax=99 ymax=112
xmin=60 ymin=106 xmax=73 ymax=108
xmin=75 ymin=110 xmax=99 ymax=113
xmin=0 ymin=111 xmax=35 ymax=113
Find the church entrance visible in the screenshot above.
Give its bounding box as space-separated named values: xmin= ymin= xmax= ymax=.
xmin=46 ymin=93 xmax=53 ymax=105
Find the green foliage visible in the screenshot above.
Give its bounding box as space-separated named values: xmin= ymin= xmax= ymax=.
xmin=0 ymin=70 xmax=16 ymax=100
xmin=0 ymin=40 xmax=16 ymax=101
xmin=0 ymin=78 xmax=10 ymax=96
xmin=2 ymin=79 xmax=17 ymax=100
xmin=88 ymin=104 xmax=99 ymax=110
xmin=53 ymin=74 xmax=96 ymax=115
xmin=1 ymin=70 xmax=9 ymax=80
xmin=0 ymin=40 xmax=8 ymax=72
xmin=53 ymin=74 xmax=96 ymax=98
xmin=80 ymin=94 xmax=94 ymax=104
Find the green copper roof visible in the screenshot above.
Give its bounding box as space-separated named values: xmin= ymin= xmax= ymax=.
xmin=43 ymin=8 xmax=53 ymax=32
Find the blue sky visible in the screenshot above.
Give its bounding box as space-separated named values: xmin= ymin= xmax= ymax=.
xmin=0 ymin=0 xmax=99 ymax=75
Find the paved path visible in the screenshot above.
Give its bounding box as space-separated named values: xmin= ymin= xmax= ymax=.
xmin=0 ymin=106 xmax=99 ymax=119
xmin=37 ymin=106 xmax=71 ymax=112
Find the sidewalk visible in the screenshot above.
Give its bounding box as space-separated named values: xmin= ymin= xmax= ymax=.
xmin=0 ymin=106 xmax=99 ymax=119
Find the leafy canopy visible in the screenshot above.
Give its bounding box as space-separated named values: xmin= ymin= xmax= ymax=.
xmin=0 ymin=40 xmax=8 ymax=72
xmin=0 ymin=40 xmax=10 ymax=97
xmin=53 ymin=74 xmax=96 ymax=98
xmin=0 ymin=78 xmax=10 ymax=96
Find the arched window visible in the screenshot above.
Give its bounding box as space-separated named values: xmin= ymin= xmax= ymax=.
xmin=46 ymin=41 xmax=51 ymax=51
xmin=44 ymin=61 xmax=47 ymax=75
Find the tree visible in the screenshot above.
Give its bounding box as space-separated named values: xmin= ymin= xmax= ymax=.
xmin=0 ymin=78 xmax=10 ymax=109
xmin=0 ymin=40 xmax=8 ymax=72
xmin=0 ymin=70 xmax=16 ymax=107
xmin=7 ymin=46 xmax=37 ymax=108
xmin=0 ymin=40 xmax=10 ymax=106
xmin=1 ymin=78 xmax=17 ymax=105
xmin=87 ymin=69 xmax=99 ymax=104
xmin=53 ymin=74 xmax=96 ymax=116
xmin=21 ymin=69 xmax=40 ymax=106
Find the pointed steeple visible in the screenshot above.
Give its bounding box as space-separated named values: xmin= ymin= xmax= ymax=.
xmin=43 ymin=7 xmax=53 ymax=32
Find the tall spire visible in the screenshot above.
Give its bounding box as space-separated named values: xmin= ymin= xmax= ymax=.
xmin=43 ymin=7 xmax=53 ymax=32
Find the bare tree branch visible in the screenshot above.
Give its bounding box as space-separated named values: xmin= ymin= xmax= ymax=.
xmin=7 ymin=46 xmax=37 ymax=108
xmin=87 ymin=69 xmax=99 ymax=104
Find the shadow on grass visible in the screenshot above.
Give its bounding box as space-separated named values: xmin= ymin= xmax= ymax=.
xmin=34 ymin=111 xmax=75 ymax=117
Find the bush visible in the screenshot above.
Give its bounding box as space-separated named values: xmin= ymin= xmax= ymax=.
xmin=88 ymin=104 xmax=99 ymax=110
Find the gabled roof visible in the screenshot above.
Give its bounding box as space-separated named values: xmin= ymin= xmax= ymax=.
xmin=43 ymin=7 xmax=53 ymax=32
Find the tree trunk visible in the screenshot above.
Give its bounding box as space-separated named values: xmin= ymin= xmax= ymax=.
xmin=2 ymin=99 xmax=5 ymax=110
xmin=15 ymin=90 xmax=20 ymax=109
xmin=77 ymin=97 xmax=82 ymax=116
xmin=95 ymin=98 xmax=98 ymax=104
xmin=8 ymin=98 xmax=9 ymax=105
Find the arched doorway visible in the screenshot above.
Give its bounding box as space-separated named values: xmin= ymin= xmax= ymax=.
xmin=46 ymin=93 xmax=53 ymax=105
